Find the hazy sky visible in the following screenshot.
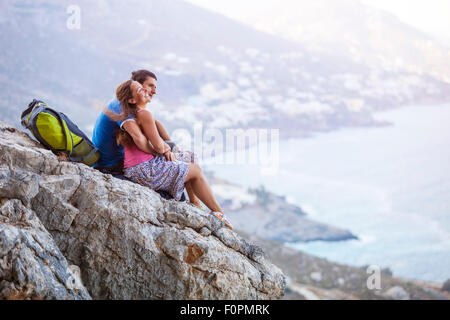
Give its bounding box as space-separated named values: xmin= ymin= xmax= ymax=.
xmin=362 ymin=0 xmax=450 ymax=44
xmin=186 ymin=0 xmax=450 ymax=45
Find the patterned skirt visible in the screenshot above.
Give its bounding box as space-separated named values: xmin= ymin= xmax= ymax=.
xmin=124 ymin=151 xmax=197 ymax=201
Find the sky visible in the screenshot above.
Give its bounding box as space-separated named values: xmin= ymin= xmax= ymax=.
xmin=186 ymin=0 xmax=450 ymax=46
xmin=362 ymin=0 xmax=450 ymax=44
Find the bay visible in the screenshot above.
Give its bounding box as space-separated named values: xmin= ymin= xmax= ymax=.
xmin=205 ymin=104 xmax=450 ymax=282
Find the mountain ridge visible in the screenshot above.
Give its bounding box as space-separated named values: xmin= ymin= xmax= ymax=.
xmin=1 ymin=0 xmax=449 ymax=140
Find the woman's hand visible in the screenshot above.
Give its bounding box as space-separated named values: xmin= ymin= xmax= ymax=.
xmin=164 ymin=151 xmax=176 ymax=162
xmin=163 ymin=142 xmax=172 ymax=154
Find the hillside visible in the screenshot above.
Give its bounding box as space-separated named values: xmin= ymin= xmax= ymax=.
xmin=188 ymin=0 xmax=450 ymax=84
xmin=1 ymin=0 xmax=449 ymax=141
xmin=238 ymin=230 xmax=450 ymax=300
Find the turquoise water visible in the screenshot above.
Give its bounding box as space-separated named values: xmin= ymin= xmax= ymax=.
xmin=205 ymin=104 xmax=450 ymax=282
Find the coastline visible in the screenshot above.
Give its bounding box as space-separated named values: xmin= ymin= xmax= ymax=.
xmin=206 ymin=171 xmax=358 ymax=243
xmin=237 ymin=230 xmax=449 ymax=300
xmin=205 ymin=102 xmax=450 ymax=283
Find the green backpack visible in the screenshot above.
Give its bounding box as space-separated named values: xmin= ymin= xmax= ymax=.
xmin=21 ymin=99 xmax=100 ymax=166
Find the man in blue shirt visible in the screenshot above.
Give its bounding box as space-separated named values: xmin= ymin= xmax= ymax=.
xmin=92 ymin=70 xmax=173 ymax=175
xmin=92 ymin=98 xmax=132 ymax=172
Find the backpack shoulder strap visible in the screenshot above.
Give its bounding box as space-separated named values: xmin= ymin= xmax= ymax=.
xmin=21 ymin=100 xmax=45 ymax=128
xmin=69 ymin=147 xmax=99 ymax=163
xmin=21 ymin=99 xmax=40 ymax=122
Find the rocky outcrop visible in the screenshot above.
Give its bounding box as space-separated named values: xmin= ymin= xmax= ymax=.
xmin=0 ymin=122 xmax=285 ymax=299
xmin=443 ymin=279 xmax=450 ymax=292
xmin=383 ymin=286 xmax=410 ymax=300
xmin=0 ymin=198 xmax=91 ymax=300
xmin=209 ymin=179 xmax=358 ymax=243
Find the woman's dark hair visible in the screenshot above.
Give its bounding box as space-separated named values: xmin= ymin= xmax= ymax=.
xmin=115 ymin=126 xmax=133 ymax=147
xmin=104 ymin=80 xmax=138 ymax=121
xmin=131 ymin=69 xmax=157 ymax=84
xmin=104 ymin=80 xmax=138 ymax=147
xmin=115 ymin=79 xmax=139 ymax=120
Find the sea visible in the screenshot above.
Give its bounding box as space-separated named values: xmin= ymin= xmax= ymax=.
xmin=204 ymin=103 xmax=450 ymax=283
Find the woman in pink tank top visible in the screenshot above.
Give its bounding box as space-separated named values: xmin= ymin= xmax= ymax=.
xmin=122 ymin=109 xmax=154 ymax=169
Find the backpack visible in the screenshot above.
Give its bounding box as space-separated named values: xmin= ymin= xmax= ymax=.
xmin=20 ymin=99 xmax=101 ymax=167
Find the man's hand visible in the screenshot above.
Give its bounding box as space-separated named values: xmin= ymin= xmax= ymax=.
xmin=172 ymin=144 xmax=182 ymax=153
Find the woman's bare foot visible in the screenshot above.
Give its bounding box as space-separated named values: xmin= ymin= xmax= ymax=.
xmin=210 ymin=211 xmax=233 ymax=230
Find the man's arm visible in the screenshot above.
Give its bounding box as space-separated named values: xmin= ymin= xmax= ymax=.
xmin=155 ymin=119 xmax=171 ymax=141
xmin=155 ymin=119 xmax=182 ymax=152
xmin=122 ymin=120 xmax=157 ymax=155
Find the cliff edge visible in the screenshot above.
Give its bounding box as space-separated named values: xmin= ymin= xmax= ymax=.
xmin=0 ymin=121 xmax=285 ymax=299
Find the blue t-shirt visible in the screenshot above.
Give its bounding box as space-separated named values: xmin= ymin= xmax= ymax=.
xmin=92 ymin=98 xmax=133 ymax=168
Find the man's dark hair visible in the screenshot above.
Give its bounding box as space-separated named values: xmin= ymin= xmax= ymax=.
xmin=131 ymin=69 xmax=157 ymax=84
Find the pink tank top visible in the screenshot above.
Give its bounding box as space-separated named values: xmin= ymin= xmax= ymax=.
xmin=123 ymin=109 xmax=154 ymax=168
xmin=123 ymin=143 xmax=154 ymax=168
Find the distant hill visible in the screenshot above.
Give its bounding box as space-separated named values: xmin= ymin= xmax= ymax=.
xmin=187 ymin=0 xmax=450 ymax=84
xmin=239 ymin=230 xmax=450 ymax=300
xmin=1 ymin=0 xmax=449 ymax=139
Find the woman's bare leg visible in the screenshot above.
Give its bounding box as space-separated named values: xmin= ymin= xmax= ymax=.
xmin=185 ymin=163 xmax=223 ymax=214
xmin=173 ymin=151 xmax=201 ymax=207
xmin=186 ymin=181 xmax=201 ymax=208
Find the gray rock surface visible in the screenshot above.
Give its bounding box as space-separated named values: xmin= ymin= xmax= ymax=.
xmin=0 ymin=199 xmax=91 ymax=300
xmin=443 ymin=279 xmax=450 ymax=292
xmin=0 ymin=122 xmax=285 ymax=299
xmin=383 ymin=286 xmax=410 ymax=300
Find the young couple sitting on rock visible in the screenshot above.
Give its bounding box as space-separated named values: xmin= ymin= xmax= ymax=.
xmin=92 ymin=70 xmax=232 ymax=230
